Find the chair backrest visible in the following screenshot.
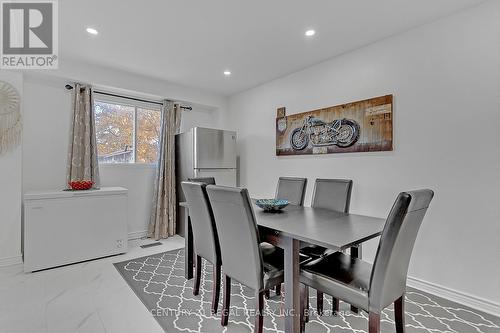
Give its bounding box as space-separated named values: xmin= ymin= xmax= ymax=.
xmin=188 ymin=177 xmax=216 ymax=185
xmin=369 ymin=189 xmax=434 ymax=311
xmin=181 ymin=181 xmax=221 ymax=265
xmin=275 ymin=177 xmax=307 ymax=206
xmin=206 ymin=185 xmax=264 ymax=291
xmin=311 ymin=179 xmax=353 ymax=212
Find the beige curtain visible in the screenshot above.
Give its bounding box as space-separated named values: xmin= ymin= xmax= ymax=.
xmin=149 ymin=101 xmax=182 ymax=239
xmin=66 ymin=84 xmax=100 ymax=188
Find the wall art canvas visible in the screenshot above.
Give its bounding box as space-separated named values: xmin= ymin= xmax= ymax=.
xmin=276 ymin=95 xmax=393 ymax=155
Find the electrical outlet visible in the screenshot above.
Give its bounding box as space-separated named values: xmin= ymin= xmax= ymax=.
xmin=116 ymin=239 xmax=124 ymax=248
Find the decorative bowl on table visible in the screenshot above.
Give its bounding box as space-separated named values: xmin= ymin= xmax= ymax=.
xmin=68 ymin=180 xmax=94 ymax=191
xmin=255 ymin=199 xmax=289 ymax=212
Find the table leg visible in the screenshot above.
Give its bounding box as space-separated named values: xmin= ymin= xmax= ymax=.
xmin=350 ymin=245 xmax=362 ymax=313
xmin=350 ymin=244 xmax=362 ymax=259
xmin=184 ymin=214 xmax=194 ymax=280
xmin=283 ymin=236 xmax=300 ymax=333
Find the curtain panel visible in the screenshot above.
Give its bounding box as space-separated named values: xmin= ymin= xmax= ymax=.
xmin=149 ymin=101 xmax=182 ymax=239
xmin=66 ymin=84 xmax=100 ymax=188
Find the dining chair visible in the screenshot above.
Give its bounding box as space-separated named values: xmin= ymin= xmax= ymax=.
xmin=181 ymin=181 xmax=222 ymax=314
xmin=206 ymin=185 xmax=285 ymax=333
xmin=275 ymin=177 xmax=308 ymax=206
xmin=299 ymin=189 xmax=434 ymax=333
xmin=188 ymin=176 xmax=216 ymax=185
xmin=300 ymin=178 xmax=353 ymax=314
xmin=270 ymin=177 xmax=308 ymax=296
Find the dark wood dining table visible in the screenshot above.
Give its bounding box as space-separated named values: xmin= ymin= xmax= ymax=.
xmin=181 ymin=201 xmax=386 ymax=333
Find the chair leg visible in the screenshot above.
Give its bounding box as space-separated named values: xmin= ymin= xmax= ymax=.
xmin=193 ymin=255 xmax=202 ymax=296
xmin=368 ymin=312 xmax=380 ymax=333
xmin=394 ymin=295 xmax=405 ymax=333
xmin=300 ymin=284 xmax=308 ymax=332
xmin=275 ymin=284 xmax=281 ymax=296
xmin=332 ymin=297 xmax=340 ymax=315
xmin=316 ymin=291 xmax=323 ymax=316
xmin=211 ymin=264 xmax=221 ymax=314
xmin=221 ymin=275 xmax=231 ymax=326
xmin=264 ymin=290 xmax=270 ymax=299
xmin=254 ymin=291 xmax=264 ymax=333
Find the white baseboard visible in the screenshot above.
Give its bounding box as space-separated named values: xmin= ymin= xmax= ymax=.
xmin=128 ymin=230 xmax=149 ymax=240
xmin=0 ymin=255 xmax=23 ymax=267
xmin=407 ymin=276 xmax=500 ymax=317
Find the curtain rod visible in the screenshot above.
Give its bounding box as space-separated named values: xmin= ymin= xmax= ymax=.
xmin=64 ymin=84 xmax=192 ymax=111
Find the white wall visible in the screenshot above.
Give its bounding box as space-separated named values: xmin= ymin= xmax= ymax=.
xmin=225 ymin=1 xmax=500 ymax=313
xmin=0 ymin=71 xmax=23 ymax=266
xmin=22 ymin=63 xmax=226 ymax=239
xmin=34 ymin=58 xmax=227 ymax=112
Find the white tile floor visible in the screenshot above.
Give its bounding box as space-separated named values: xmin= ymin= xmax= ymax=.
xmin=0 ymin=236 xmax=185 ymax=333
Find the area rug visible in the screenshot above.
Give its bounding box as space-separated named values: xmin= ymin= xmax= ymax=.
xmin=114 ymin=249 xmax=500 ymax=333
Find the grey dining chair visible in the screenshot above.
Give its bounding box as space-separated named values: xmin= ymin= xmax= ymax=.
xmin=299 ymin=189 xmax=434 ymax=333
xmin=206 ymin=185 xmax=285 ymax=333
xmin=300 ymin=178 xmax=353 ymax=315
xmin=188 ymin=177 xmax=216 ymax=185
xmin=311 ymin=178 xmax=353 ymax=211
xmin=301 ymin=179 xmax=353 ymax=260
xmin=275 ymin=177 xmax=308 ymax=206
xmin=181 ymin=181 xmax=222 ymax=314
xmin=271 ymin=177 xmax=308 ymax=296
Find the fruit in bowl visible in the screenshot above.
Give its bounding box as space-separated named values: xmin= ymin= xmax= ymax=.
xmin=68 ymin=180 xmax=94 ymax=190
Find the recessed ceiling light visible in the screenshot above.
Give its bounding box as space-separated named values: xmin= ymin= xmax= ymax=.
xmin=223 ymin=70 xmax=231 ymax=76
xmin=86 ymin=27 xmax=98 ymax=35
xmin=305 ymin=29 xmax=316 ymax=37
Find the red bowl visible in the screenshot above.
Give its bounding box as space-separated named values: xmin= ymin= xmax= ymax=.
xmin=69 ymin=180 xmax=94 ymax=190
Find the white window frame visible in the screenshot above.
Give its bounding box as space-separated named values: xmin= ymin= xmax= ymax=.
xmin=94 ymin=94 xmax=162 ymax=166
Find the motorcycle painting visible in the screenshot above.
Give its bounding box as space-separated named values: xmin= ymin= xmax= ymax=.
xmin=290 ymin=116 xmax=360 ymax=150
xmin=276 ymin=95 xmax=393 ymax=155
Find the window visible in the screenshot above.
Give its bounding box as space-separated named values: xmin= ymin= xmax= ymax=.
xmin=94 ymin=98 xmax=161 ymax=164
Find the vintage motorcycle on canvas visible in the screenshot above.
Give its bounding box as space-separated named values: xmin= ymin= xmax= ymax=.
xmin=289 ymin=115 xmax=360 ymax=150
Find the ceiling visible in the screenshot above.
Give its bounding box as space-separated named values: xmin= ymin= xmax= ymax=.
xmin=60 ymin=0 xmax=486 ymax=96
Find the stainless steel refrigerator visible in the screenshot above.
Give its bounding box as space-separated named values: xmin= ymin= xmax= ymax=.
xmin=175 ymin=127 xmax=237 ymax=235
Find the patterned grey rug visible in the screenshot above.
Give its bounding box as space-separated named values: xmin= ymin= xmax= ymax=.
xmin=114 ymin=249 xmax=500 ymax=333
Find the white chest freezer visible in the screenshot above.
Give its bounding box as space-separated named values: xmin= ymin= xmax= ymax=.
xmin=23 ymin=187 xmax=128 ymax=272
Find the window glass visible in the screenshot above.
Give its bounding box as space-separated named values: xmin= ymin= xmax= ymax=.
xmin=136 ymin=108 xmax=161 ymax=163
xmin=94 ymin=99 xmax=161 ymax=164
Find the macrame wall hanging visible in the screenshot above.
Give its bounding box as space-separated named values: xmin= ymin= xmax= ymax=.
xmin=0 ymin=80 xmax=21 ymax=154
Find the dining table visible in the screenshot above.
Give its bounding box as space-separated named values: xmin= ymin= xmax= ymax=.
xmin=180 ymin=201 xmax=386 ymax=333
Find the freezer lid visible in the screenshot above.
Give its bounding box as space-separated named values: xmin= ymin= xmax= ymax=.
xmin=193 ymin=127 xmax=237 ymax=169
xmin=24 ymin=187 xmax=128 ymax=200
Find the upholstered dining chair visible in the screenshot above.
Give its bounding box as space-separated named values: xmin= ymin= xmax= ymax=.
xmin=299 ymin=178 xmax=353 ymax=314
xmin=270 ymin=177 xmax=308 ymax=296
xmin=300 ymin=179 xmax=353 ymax=260
xmin=188 ymin=176 xmax=216 ymax=185
xmin=275 ymin=177 xmax=308 ymax=206
xmin=181 ymin=181 xmax=222 ymax=314
xmin=206 ymin=185 xmax=285 ymax=333
xmin=299 ymin=189 xmax=434 ymax=333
